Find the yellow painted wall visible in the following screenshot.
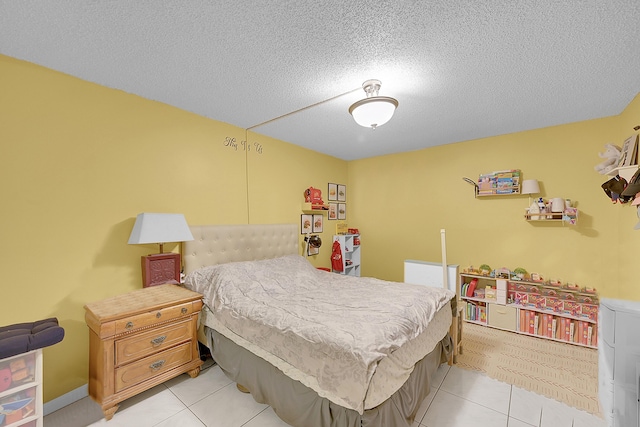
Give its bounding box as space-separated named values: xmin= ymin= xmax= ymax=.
xmin=349 ymin=105 xmax=640 ymax=300
xmin=0 ymin=55 xmax=345 ymax=402
xmin=246 ymin=131 xmax=347 ymax=263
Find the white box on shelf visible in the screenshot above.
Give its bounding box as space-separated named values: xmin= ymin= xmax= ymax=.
xmin=496 ymin=289 xmax=507 ymax=305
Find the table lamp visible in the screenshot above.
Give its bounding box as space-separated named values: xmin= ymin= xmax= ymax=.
xmin=521 ymin=179 xmax=540 ymax=205
xmin=128 ymin=213 xmax=194 ymax=287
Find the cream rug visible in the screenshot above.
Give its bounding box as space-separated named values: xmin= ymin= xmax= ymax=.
xmin=456 ymin=322 xmax=600 ymax=415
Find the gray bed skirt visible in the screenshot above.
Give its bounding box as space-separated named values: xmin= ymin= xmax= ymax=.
xmin=206 ymin=328 xmax=453 ymax=427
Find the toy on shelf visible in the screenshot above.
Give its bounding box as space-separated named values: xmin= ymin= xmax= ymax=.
xmin=512 ymin=267 xmax=527 ymax=280
xmin=494 ymin=268 xmax=510 ymax=279
xmin=530 ymin=272 xmax=544 ymax=282
xmin=594 ymin=143 xmax=622 ymax=175
xmin=478 ymin=264 xmax=492 ymax=275
xmin=547 ymin=279 xmax=562 ymax=287
xmin=303 ymin=187 xmax=327 ymax=210
xmin=463 ymin=266 xmax=478 ymax=274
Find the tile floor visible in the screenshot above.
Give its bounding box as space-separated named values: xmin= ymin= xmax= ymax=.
xmin=44 ymin=358 xmax=606 ymax=427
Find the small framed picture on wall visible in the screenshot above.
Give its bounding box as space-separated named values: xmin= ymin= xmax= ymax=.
xmin=301 ymin=214 xmax=312 ymax=234
xmin=312 ymin=215 xmax=323 ymax=233
xmin=328 ymin=183 xmax=338 ymax=201
xmin=328 ymin=203 xmax=338 ymax=220
xmin=338 ymin=203 xmax=346 ymax=220
xmin=337 ymin=184 xmax=346 ymax=202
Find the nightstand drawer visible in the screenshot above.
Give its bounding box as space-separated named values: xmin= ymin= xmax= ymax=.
xmin=114 ymin=301 xmax=198 ymax=335
xmin=115 ymin=318 xmax=194 ymax=366
xmin=115 ymin=341 xmax=192 ymax=392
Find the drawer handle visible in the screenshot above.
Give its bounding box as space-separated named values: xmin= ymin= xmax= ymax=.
xmin=181 ymin=307 xmax=188 ymax=315
xmin=150 ymin=335 xmax=167 ymax=346
xmin=125 ymin=321 xmax=134 ymax=330
xmin=149 ymin=360 xmax=165 ymax=371
xmin=156 ymin=312 xmax=162 ymax=319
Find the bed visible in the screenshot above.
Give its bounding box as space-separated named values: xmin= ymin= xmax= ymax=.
xmin=182 ymin=223 xmax=456 ymax=427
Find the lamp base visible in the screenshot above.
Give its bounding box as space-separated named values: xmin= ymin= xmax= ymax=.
xmin=141 ymin=253 xmax=181 ymax=288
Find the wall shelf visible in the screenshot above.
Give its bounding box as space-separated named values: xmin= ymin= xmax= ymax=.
xmin=606 ymin=165 xmax=638 ymax=182
xmin=524 ymin=208 xmax=578 ymax=225
xmin=477 ymin=189 xmax=521 ymax=197
xmin=301 ymin=203 xmax=328 ymax=214
xmin=476 ymin=169 xmax=521 ymax=197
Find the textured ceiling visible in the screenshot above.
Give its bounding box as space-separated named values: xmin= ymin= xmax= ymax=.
xmin=1 ymin=1 xmax=639 ymax=160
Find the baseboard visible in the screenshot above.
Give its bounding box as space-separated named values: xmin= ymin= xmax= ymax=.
xmin=44 ymin=384 xmax=88 ymax=416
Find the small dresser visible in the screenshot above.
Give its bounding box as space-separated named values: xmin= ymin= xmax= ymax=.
xmin=84 ymin=284 xmax=203 ymax=420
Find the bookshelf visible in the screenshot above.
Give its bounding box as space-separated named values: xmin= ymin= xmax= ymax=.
xmin=460 ymin=272 xmax=598 ymax=348
xmin=331 ymin=234 xmax=360 ymax=276
xmin=476 ymin=169 xmax=521 ymax=197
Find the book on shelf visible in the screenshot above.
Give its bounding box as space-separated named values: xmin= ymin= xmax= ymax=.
xmin=552 ymin=318 xmax=557 ymax=339
xmin=577 ymin=322 xmax=584 ymax=344
xmin=527 ymin=311 xmax=535 ymax=334
xmin=569 ymin=321 xmax=575 ymax=343
xmin=466 ymin=301 xmax=477 ymax=321
xmin=466 ymin=278 xmax=478 ymax=297
xmin=561 ymin=318 xmax=573 ymax=342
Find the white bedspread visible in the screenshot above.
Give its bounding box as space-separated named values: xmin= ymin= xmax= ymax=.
xmin=184 ymin=255 xmax=454 ymax=413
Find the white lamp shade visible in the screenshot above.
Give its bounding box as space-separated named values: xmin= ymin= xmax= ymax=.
xmin=349 ymin=97 xmax=398 ymax=128
xmin=128 ymin=213 xmax=194 ymax=245
xmin=521 ymin=179 xmax=540 ymax=195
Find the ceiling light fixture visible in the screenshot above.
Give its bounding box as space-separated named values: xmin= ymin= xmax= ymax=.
xmin=349 ymin=79 xmax=398 ymax=129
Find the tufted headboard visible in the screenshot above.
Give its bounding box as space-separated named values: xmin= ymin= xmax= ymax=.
xmin=182 ymin=223 xmax=299 ymax=275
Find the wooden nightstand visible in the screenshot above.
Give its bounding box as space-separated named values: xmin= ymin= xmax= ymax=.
xmin=84 ymin=284 xmax=203 ymax=420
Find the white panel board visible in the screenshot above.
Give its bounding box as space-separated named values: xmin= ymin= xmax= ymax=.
xmin=404 ymin=260 xmax=459 ymax=294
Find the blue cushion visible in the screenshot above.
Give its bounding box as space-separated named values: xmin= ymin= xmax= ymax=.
xmin=0 ymin=318 xmax=64 ymax=359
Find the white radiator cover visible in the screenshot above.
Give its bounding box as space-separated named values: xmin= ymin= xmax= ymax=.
xmin=403 ymin=260 xmax=458 ymax=293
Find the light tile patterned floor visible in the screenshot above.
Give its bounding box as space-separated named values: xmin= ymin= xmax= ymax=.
xmin=44 ymin=359 xmax=605 ymax=427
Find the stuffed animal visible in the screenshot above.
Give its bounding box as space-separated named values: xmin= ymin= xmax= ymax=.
xmin=594 ymin=143 xmax=622 ymax=174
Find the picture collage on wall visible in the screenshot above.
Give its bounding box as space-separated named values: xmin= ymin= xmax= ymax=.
xmin=328 ymin=183 xmax=346 ymax=220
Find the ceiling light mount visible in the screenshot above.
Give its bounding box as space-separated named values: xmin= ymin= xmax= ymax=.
xmin=362 ymin=79 xmax=382 ymax=97
xmin=349 ymin=79 xmax=398 ymax=129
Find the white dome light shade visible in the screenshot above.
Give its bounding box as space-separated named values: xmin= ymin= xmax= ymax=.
xmin=349 ymin=79 xmax=398 ymax=129
xmin=349 ymin=97 xmax=398 ymax=129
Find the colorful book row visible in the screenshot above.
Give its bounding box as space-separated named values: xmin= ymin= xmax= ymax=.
xmin=465 ymin=301 xmax=487 ymax=323
xmin=461 ymin=279 xmax=478 ymax=298
xmin=477 ymin=169 xmax=521 ymax=195
xmin=516 ymin=309 xmax=597 ymax=346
